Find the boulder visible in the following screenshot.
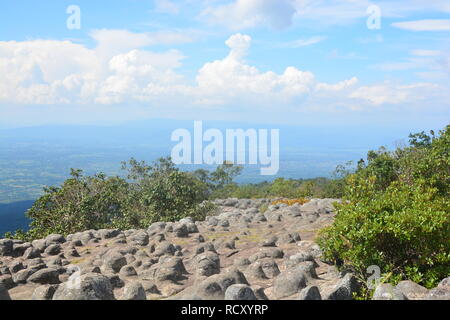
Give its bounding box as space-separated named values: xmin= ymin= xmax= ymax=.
xmin=395 ymin=280 xmax=429 ymax=300
xmin=425 ymin=277 xmax=450 ymax=300
xmin=225 ymin=284 xmax=257 ymax=300
xmin=23 ymin=247 xmax=41 ymax=259
xmin=128 ymin=231 xmax=149 ymax=246
xmin=45 ymin=234 xmax=66 ymax=246
xmin=0 ymin=275 xmax=14 ymax=289
xmin=298 ymin=285 xmax=321 ymax=300
xmin=272 ymin=268 xmax=307 ymax=299
xmin=53 ymin=273 xmax=115 ymax=300
xmin=372 ymin=283 xmax=407 ymax=300
xmin=44 ymin=244 xmax=62 ymax=256
xmin=0 ymin=239 xmax=13 ymax=256
xmin=28 ymin=268 xmax=60 ymax=285
xmin=31 ymin=284 xmax=58 ymax=300
xmin=101 ymin=250 xmax=127 ymax=273
xmin=121 ymin=281 xmax=146 ymax=300
xmin=119 ymin=265 xmax=138 ymax=277
xmin=325 ymin=273 xmax=360 ymax=300
xmin=196 ymin=252 xmax=220 ymax=277
xmin=0 ymin=284 xmax=11 ymax=300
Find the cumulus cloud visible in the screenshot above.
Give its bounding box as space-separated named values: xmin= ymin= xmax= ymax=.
xmin=0 ymin=31 xmax=448 ymax=120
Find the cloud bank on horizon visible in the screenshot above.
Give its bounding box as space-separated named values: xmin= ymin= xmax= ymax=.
xmin=0 ymin=0 xmax=449 ymax=128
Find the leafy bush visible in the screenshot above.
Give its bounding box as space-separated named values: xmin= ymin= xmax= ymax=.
xmin=317 ymin=125 xmax=450 ymax=288
xmin=8 ymin=157 xmax=239 ymax=240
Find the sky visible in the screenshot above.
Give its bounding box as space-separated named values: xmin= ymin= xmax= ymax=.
xmin=0 ymin=0 xmax=449 ymax=130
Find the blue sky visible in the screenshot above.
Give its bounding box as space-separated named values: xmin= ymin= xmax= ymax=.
xmin=0 ymin=0 xmax=449 ymax=129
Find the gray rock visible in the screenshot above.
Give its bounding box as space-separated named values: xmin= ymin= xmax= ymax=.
xmin=196 ymin=252 xmax=220 ymax=277
xmin=0 ymin=284 xmax=11 ymax=300
xmin=293 ymin=261 xmax=318 ymax=280
xmin=395 ymin=280 xmax=429 ymax=300
xmin=98 ymin=229 xmax=121 ymax=239
xmin=194 ymin=268 xmax=248 ymax=300
xmin=257 ymin=259 xmax=280 ymax=278
xmin=272 ymin=268 xmax=308 ymax=299
xmin=119 ymin=265 xmax=138 ymax=277
xmin=8 ymin=261 xmax=24 ymax=274
xmin=0 ymin=239 xmax=13 ymax=256
xmin=31 ymin=284 xmax=58 ymax=300
xmin=286 ymin=252 xmax=319 ymax=268
xmin=173 ymin=224 xmax=189 ymax=238
xmin=31 ymin=239 xmax=47 ymax=252
xmin=12 ymin=242 xmax=32 ymax=257
xmin=44 ymin=244 xmax=62 ymax=256
xmin=234 ymin=257 xmax=251 ymax=268
xmin=28 ymin=268 xmax=60 ymax=284
xmin=261 ymin=236 xmax=277 ymax=247
xmin=245 ymin=263 xmax=267 ymax=280
xmin=13 ymin=269 xmax=36 ymax=284
xmin=373 ymin=283 xmax=407 ymax=300
xmin=105 ymin=274 xmax=125 ymax=289
xmin=23 ymin=247 xmax=41 ymax=259
xmin=251 ymin=248 xmax=284 ymax=262
xmin=147 ymin=222 xmax=167 ymax=236
xmin=225 ymin=284 xmax=257 ymax=300
xmin=185 ymin=222 xmax=199 ymax=234
xmin=129 ymin=231 xmax=149 ymax=246
xmin=325 ymin=273 xmax=360 ymax=300
xmin=121 ymin=281 xmax=146 ymax=300
xmin=425 ymin=277 xmax=450 ymax=300
xmin=298 ymin=285 xmax=321 ymax=300
xmin=45 ymin=234 xmax=66 ymax=246
xmin=206 ymin=216 xmax=219 ymax=226
xmin=194 ymin=278 xmax=224 ymax=299
xmin=144 ymin=257 xmax=187 ymax=282
xmin=101 ymin=250 xmax=127 ymax=273
xmin=0 ymin=275 xmax=14 ymax=289
xmin=154 ymin=241 xmax=176 ymax=257
xmin=53 ymin=273 xmax=115 ymax=300
xmin=252 ymin=286 xmax=269 ymax=300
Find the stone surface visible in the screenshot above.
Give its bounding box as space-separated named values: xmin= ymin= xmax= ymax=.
xmin=121 ymin=281 xmax=146 ymax=300
xmin=0 ymin=284 xmax=11 ymax=300
xmin=225 ymin=284 xmax=257 ymax=300
xmin=324 ymin=273 xmax=360 ymax=300
xmin=3 ymin=197 xmax=445 ymax=301
xmin=53 ymin=273 xmax=115 ymax=300
xmin=372 ymin=283 xmax=407 ymax=300
xmin=298 ymin=285 xmax=322 ymax=300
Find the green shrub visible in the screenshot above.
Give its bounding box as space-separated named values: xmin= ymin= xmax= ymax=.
xmin=8 ymin=157 xmax=238 ymax=240
xmin=317 ymin=125 xmax=450 ymax=289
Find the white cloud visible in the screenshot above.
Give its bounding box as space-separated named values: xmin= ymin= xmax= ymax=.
xmin=199 ymin=0 xmax=450 ymax=31
xmin=154 ymin=0 xmax=180 ymax=15
xmin=200 ymin=0 xmax=297 ymax=30
xmin=392 ymin=19 xmax=450 ymax=31
xmin=349 ymin=82 xmax=440 ymax=105
xmin=410 ymin=49 xmax=441 ymax=57
xmin=0 ymin=31 xmax=448 ymax=120
xmin=281 ymin=36 xmax=327 ymax=48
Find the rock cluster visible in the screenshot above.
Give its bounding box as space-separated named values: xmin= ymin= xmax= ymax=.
xmin=0 ymin=198 xmax=448 ymax=300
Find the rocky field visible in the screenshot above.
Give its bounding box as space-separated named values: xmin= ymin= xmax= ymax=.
xmin=0 ymin=198 xmax=448 ymax=300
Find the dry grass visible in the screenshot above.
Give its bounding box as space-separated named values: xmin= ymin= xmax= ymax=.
xmin=271 ymin=198 xmax=310 ymax=206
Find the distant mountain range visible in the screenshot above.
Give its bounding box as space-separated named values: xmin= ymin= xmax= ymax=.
xmin=0 ymin=118 xmax=435 ymax=236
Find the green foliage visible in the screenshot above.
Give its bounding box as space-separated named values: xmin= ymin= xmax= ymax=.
xmin=209 ymin=175 xmax=347 ymax=200
xmin=317 ymin=125 xmax=450 ymax=289
xmin=8 ymin=157 xmax=239 ymax=240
